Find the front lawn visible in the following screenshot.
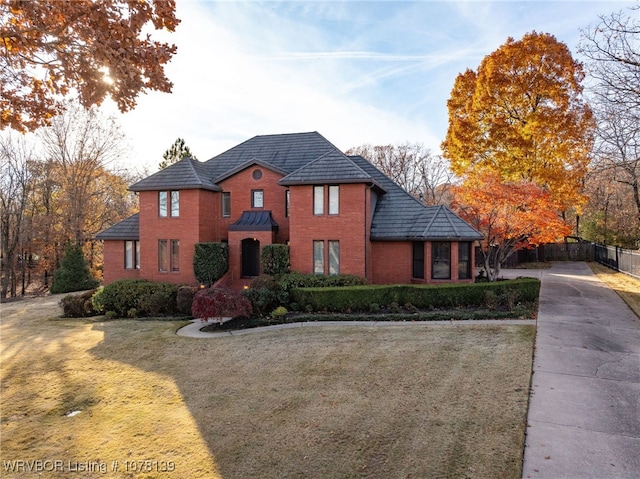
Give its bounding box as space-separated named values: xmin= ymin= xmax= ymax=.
xmin=1 ymin=295 xmax=534 ymax=479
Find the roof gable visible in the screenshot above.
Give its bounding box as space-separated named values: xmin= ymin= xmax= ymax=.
xmin=204 ymin=132 xmax=339 ymax=179
xmin=279 ymin=150 xmax=380 ymax=186
xmin=130 ymin=157 xmax=220 ymax=192
xmin=213 ymin=158 xmax=289 ymax=184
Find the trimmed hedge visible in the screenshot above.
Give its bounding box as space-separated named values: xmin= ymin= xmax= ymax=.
xmin=261 ymin=244 xmax=290 ymax=276
xmin=91 ymin=279 xmax=179 ymax=318
xmin=193 ymin=242 xmax=228 ymax=286
xmin=290 ymin=278 xmax=540 ymax=313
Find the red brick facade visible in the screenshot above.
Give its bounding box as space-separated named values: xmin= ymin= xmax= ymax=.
xmin=99 ymin=139 xmax=480 ymax=287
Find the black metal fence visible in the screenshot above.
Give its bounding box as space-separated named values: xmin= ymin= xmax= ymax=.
xmin=594 ymin=244 xmax=640 ymax=280
xmin=476 ymin=242 xmax=640 ymax=280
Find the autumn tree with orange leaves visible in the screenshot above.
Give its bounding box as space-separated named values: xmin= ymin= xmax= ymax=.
xmin=452 ymin=172 xmax=570 ymax=281
xmin=443 ymin=32 xmax=595 ymax=277
xmin=442 ymin=31 xmax=595 ymax=211
xmin=0 ymin=0 xmax=179 ymax=132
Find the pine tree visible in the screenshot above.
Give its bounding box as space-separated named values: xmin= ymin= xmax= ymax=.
xmin=159 ymin=138 xmax=197 ymax=170
xmin=50 ymin=243 xmax=100 ymax=294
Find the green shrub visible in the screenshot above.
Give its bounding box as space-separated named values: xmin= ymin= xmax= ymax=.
xmin=50 ymin=243 xmax=99 ymax=294
xmin=91 ymin=286 xmax=105 ymax=313
xmin=95 ymin=279 xmax=179 ymax=318
xmin=243 ymin=275 xmax=289 ymax=316
xmin=193 ymin=242 xmax=228 ymax=286
xmin=279 ymin=272 xmax=366 ymax=293
xmin=291 ymin=278 xmax=540 ymax=313
xmin=271 ymin=306 xmax=288 ymax=320
xmin=261 ymin=244 xmax=290 ymax=276
xmin=60 ymin=290 xmax=98 ymax=317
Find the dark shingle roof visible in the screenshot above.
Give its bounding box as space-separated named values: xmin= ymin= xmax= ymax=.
xmin=130 ymin=157 xmax=220 ymax=192
xmin=279 ymin=150 xmax=381 ymax=187
xmin=229 ymin=211 xmax=279 ymax=231
xmin=96 ymin=213 xmax=139 ymax=240
xmin=349 ymin=155 xmax=483 ymax=241
xmin=205 ymin=132 xmax=338 ymax=179
xmin=101 ymin=132 xmax=482 ymax=242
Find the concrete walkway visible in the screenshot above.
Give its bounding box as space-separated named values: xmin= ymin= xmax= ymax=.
xmin=176 ymin=318 xmax=535 ymax=338
xmin=516 ymin=262 xmax=640 ymax=479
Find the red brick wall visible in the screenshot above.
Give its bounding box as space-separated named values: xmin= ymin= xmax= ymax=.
xmin=218 ymin=166 xmax=289 ymax=243
xmin=288 ymin=183 xmax=369 ymax=277
xmin=371 ymin=241 xmax=411 ymax=284
xmin=102 ymin=240 xmax=140 ymax=284
xmin=371 ymin=241 xmax=476 ymax=285
xmin=138 ymin=189 xmax=203 ymax=285
xmin=228 ymin=230 xmax=274 ymax=281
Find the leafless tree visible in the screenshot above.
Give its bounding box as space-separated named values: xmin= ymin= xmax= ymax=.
xmin=0 ymin=133 xmax=36 ymax=297
xmin=346 ymin=143 xmax=454 ymax=205
xmin=580 ymin=5 xmax=640 ymax=236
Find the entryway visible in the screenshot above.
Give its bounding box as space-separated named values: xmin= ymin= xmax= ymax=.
xmin=241 ymin=238 xmax=260 ymax=277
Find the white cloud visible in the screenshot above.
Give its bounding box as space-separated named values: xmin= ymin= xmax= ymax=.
xmin=104 ymin=0 xmax=637 ymax=173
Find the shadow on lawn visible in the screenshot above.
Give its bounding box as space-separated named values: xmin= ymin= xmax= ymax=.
xmin=88 ymin=318 xmax=534 ymax=479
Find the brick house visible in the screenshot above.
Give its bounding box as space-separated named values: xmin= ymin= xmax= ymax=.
xmin=97 ymin=132 xmax=483 ymax=287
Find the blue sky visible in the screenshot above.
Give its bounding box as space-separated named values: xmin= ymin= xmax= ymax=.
xmin=106 ymin=0 xmax=637 ymax=172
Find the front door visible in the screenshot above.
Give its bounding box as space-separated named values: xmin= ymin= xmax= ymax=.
xmin=241 ymin=238 xmax=260 ymax=277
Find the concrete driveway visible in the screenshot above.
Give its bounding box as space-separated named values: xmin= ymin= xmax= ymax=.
xmin=505 ymin=263 xmax=640 ymax=479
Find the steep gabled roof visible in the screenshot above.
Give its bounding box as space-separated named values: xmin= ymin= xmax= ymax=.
xmin=279 ymin=150 xmax=383 ymax=188
xmin=130 ymin=157 xmax=220 ymax=192
xmin=95 ymin=213 xmax=139 ymax=240
xmin=205 ymin=132 xmax=338 ymax=179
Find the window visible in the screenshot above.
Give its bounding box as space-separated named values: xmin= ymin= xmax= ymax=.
xmin=458 ymin=242 xmax=471 ymax=279
xmin=159 ymin=190 xmax=179 ymax=217
xmin=329 ymin=240 xmax=340 ymax=275
xmin=252 ymin=189 xmax=264 ymax=208
xmin=313 ymin=240 xmax=324 ymax=274
xmin=222 ymin=192 xmax=231 ymax=218
xmin=159 ymin=191 xmax=168 ymax=217
xmin=313 ymin=186 xmax=324 ymax=215
xmin=125 ymin=240 xmax=140 ymax=269
xmin=329 ymin=185 xmax=339 ymax=215
xmin=158 ymin=240 xmax=168 ymax=272
xmin=171 ymin=191 xmax=179 ymax=217
xmin=171 ymin=240 xmax=180 ymax=272
xmin=252 ymin=169 xmax=262 ymax=180
xmin=285 ymin=190 xmax=290 ymax=217
xmin=432 ymin=242 xmax=451 ymax=280
xmin=412 ymin=241 xmax=424 ymax=279
xmin=159 ymin=239 xmax=179 ymax=272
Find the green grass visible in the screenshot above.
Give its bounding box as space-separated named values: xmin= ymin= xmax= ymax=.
xmin=1 ymin=294 xmax=535 ymax=479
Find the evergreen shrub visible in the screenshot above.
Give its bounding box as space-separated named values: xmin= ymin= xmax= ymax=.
xmin=50 ymin=243 xmax=99 ymax=294
xmin=291 ymin=278 xmax=540 ymax=313
xmin=193 ymin=242 xmax=228 ymax=286
xmin=261 ymin=244 xmax=290 ymax=276
xmin=92 ymin=279 xmax=179 ymax=318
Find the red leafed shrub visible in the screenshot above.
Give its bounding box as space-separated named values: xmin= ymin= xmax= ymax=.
xmin=191 ymin=287 xmax=252 ymax=322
